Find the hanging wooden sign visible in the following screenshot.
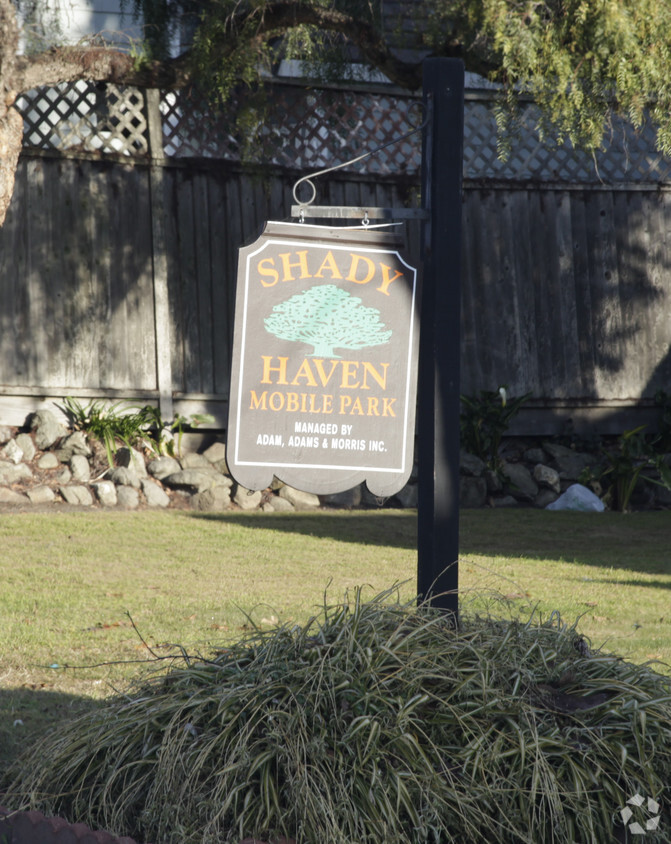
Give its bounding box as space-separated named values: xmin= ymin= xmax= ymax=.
xmin=227 ymin=221 xmax=420 ymax=497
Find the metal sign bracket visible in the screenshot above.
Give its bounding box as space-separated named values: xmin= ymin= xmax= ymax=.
xmin=290 ymin=104 xmax=428 ymax=226
xmin=290 ymin=204 xmax=428 ymax=222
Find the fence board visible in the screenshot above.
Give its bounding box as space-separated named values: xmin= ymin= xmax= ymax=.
xmin=569 ymin=190 xmax=597 ymax=398
xmin=112 ymin=162 xmax=156 ymax=390
xmin=175 ymin=172 xmax=201 ymax=393
xmin=208 ymin=173 xmax=232 ymax=396
xmin=193 ymin=171 xmax=215 ymax=394
xmin=164 ymin=168 xmax=185 ymax=393
xmin=655 ymin=193 xmax=671 ymax=393
xmin=1 ymin=157 xmax=25 ymax=383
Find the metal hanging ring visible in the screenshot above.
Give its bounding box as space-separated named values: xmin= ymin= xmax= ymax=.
xmin=292 ymin=176 xmax=317 ymax=207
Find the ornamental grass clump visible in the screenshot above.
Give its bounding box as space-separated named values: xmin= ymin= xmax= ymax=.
xmin=6 ymin=589 xmax=671 ymax=844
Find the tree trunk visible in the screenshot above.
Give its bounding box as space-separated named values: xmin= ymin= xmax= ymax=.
xmin=0 ymin=0 xmax=21 ymax=227
xmin=0 ymin=106 xmax=22 ymax=227
xmin=0 ymin=0 xmax=192 ymax=227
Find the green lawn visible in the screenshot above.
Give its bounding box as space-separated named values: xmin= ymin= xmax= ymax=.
xmin=459 ymin=509 xmax=671 ymax=669
xmin=1 ymin=507 xmax=670 ymax=772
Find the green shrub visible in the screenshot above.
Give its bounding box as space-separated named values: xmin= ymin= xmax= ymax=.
xmin=61 ymin=397 xmax=156 ymax=466
xmin=460 ymin=387 xmax=530 ymax=469
xmin=582 ymin=426 xmax=671 ymax=512
xmin=5 ymin=590 xmax=671 ymax=844
xmin=60 ymin=397 xmax=214 ymax=464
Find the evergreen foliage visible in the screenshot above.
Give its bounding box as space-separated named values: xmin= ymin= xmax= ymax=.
xmin=120 ymin=0 xmax=671 ymax=157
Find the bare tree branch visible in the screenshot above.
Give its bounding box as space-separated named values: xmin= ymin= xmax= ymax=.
xmin=14 ymin=46 xmax=192 ymax=92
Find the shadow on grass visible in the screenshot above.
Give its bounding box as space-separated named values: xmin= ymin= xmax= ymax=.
xmin=0 ymin=687 xmax=103 ymax=785
xmin=186 ymin=508 xmax=671 ymax=577
xmin=460 ymin=509 xmax=671 ymax=575
xmin=186 ymin=509 xmax=419 ymax=550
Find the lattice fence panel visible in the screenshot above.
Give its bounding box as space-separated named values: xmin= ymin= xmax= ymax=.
xmin=160 ymin=86 xmax=671 ymax=183
xmin=160 ymin=86 xmax=422 ymax=174
xmin=462 ymin=99 xmax=671 ymax=182
xmin=17 ymin=80 xmax=671 ymax=183
xmin=17 ymin=81 xmax=148 ymax=155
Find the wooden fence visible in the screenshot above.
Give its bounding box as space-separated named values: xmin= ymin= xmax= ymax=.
xmin=2 ymin=82 xmax=671 ymax=435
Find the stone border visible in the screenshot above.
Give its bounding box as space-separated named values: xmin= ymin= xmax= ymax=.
xmin=459 ymin=437 xmax=671 ymax=511
xmin=2 ymin=410 xmax=670 ymax=513
xmin=0 ymin=410 xmax=419 ymax=514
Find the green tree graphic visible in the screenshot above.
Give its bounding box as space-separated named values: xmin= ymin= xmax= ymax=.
xmin=264 ymin=284 xmax=392 ymax=358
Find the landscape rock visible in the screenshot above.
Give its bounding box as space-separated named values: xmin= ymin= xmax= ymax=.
xmin=191 ymin=485 xmax=231 ymax=511
xmin=0 ymin=461 xmax=32 ymax=484
xmin=501 ymin=461 xmax=538 ymax=501
xmin=523 ymin=447 xmax=547 ymax=464
xmin=278 ymin=485 xmax=320 ymax=510
xmin=0 ymin=425 xmax=13 ymax=444
xmin=116 ymin=447 xmax=148 ymax=478
xmin=459 ymin=450 xmax=486 ymax=477
xmin=2 ymin=439 xmax=23 ymax=464
xmin=15 ymin=433 xmax=36 ymax=462
xmin=56 ymin=467 xmax=72 ymax=484
xmin=546 ymin=483 xmax=605 ymax=512
xmin=542 ymin=441 xmax=597 ymax=480
xmin=27 ymin=485 xmax=56 ymax=505
xmin=163 ymin=469 xmax=230 ymax=495
xmin=31 ymin=410 xmax=66 ymax=450
xmin=460 ymin=476 xmax=487 ymax=508
xmin=37 ymin=453 xmax=59 ymax=470
xmin=147 ymin=456 xmax=181 ymax=481
xmin=108 ymin=466 xmax=141 ymax=489
xmin=141 ymin=478 xmax=171 ymax=508
xmin=55 ymin=431 xmax=91 ymax=461
xmin=93 ymin=481 xmax=118 ymax=507
xmin=59 ymin=485 xmax=93 ymax=506
xmin=234 ymin=485 xmax=263 ymax=510
xmin=321 ymin=485 xmax=363 ymax=509
xmin=70 ymin=454 xmax=91 ymax=483
xmin=116 ymin=487 xmax=140 ymax=509
xmin=203 ymin=442 xmax=228 ymax=473
xmin=180 ymin=452 xmax=211 ymax=470
xmin=263 ymin=494 xmax=295 ymax=512
xmin=0 ymin=487 xmax=29 ymax=505
xmin=533 ymin=463 xmax=561 ymax=494
xmin=533 ymin=488 xmax=559 ymax=509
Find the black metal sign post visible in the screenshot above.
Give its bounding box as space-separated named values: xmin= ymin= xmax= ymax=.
xmin=417 ymin=59 xmax=465 ymax=620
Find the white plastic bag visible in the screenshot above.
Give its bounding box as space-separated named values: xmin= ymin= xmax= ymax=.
xmin=546 ymin=483 xmax=605 ymax=512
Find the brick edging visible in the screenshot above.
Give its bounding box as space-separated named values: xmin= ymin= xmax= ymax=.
xmin=0 ymin=806 xmax=145 ymax=844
